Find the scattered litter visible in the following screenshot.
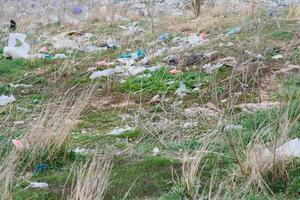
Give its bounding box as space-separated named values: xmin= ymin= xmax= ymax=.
xmin=183 ymin=121 xmax=198 ymax=128
xmin=163 ymin=55 xmax=179 ymax=65
xmin=51 ymin=33 xmax=79 ymax=49
xmin=73 ymin=147 xmax=89 ymax=155
xmin=224 ymin=124 xmax=243 ymax=131
xmin=175 ymin=81 xmax=187 ymax=98
xmin=12 ymin=139 xmax=24 ymax=150
xmin=34 ymin=164 xmax=48 ymax=173
xmin=72 ymin=6 xmax=83 ymax=15
xmin=158 ymin=33 xmax=170 ymax=42
xmin=89 ymin=68 xmax=115 ymax=79
xmin=272 ymin=54 xmax=284 ymax=60
xmin=10 ymin=20 xmax=16 ymax=30
xmin=26 ymin=182 xmax=48 ymax=189
xmin=276 ymin=138 xmax=300 ymax=159
xmin=236 ymin=101 xmax=281 ymax=113
xmin=278 ymin=64 xmax=300 ymax=74
xmin=13 ymin=121 xmax=24 ymax=125
xmin=199 ymin=32 xmax=206 ymax=40
xmin=9 ymin=84 xmax=32 ymax=88
xmin=95 ymin=60 xmax=109 ymax=67
xmin=202 ymin=63 xmax=224 ymax=74
xmin=184 ymin=104 xmax=222 ymax=117
xmin=169 ymin=69 xmax=181 ymax=74
xmin=54 ymin=54 xmax=67 ymax=59
xmin=152 ymin=147 xmax=160 ymax=156
xmin=149 ymin=94 xmax=162 ymax=104
xmin=38 ymin=46 xmax=48 ymax=53
xmin=225 ymin=27 xmax=241 ymax=36
xmin=132 ymin=49 xmax=145 ymax=60
xmin=107 ymin=127 xmax=134 ymax=135
xmin=4 ymin=33 xmax=30 ymax=59
xmin=0 ymin=95 xmax=16 ymax=106
xmin=263 ymin=138 xmax=300 ymax=161
xmin=81 ymin=45 xmax=106 ymax=53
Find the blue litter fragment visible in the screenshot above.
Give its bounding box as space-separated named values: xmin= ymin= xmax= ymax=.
xmin=158 ymin=33 xmax=170 ymax=42
xmin=225 ymin=27 xmax=241 ymax=36
xmin=72 ymin=6 xmax=82 ymax=15
xmin=34 ymin=164 xmax=48 ymax=173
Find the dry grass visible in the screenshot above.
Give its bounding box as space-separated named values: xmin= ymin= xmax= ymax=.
xmin=182 ymin=138 xmax=210 ymax=198
xmin=0 ymin=86 xmax=95 ymax=197
xmin=287 ymin=5 xmax=300 ymax=20
xmin=69 ymin=155 xmax=112 ymax=200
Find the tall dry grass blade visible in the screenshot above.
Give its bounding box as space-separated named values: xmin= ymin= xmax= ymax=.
xmin=69 ymin=156 xmax=112 ymax=200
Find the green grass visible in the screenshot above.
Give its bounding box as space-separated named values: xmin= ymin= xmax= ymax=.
xmin=106 ymin=156 xmax=181 ymax=200
xmin=118 ymin=68 xmax=212 ymax=94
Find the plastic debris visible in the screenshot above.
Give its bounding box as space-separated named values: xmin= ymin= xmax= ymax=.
xmin=89 ymin=68 xmax=115 ymax=79
xmin=0 ymin=95 xmax=16 ymax=106
xmin=276 ymin=138 xmax=300 ymax=158
xmin=169 ymin=69 xmax=182 ymax=74
xmin=12 ymin=139 xmax=24 ymax=150
xmin=152 ymin=147 xmax=160 ymax=156
xmin=184 ymin=104 xmax=222 ymax=117
xmin=158 ymin=33 xmax=170 ymax=42
xmin=199 ymin=32 xmax=206 ymax=40
xmin=272 ymin=54 xmax=284 ymax=60
xmin=132 ymin=49 xmax=145 ymax=60
xmin=202 ymin=63 xmax=224 ymax=74
xmin=72 ymin=6 xmax=83 ymax=15
xmin=107 ymin=127 xmax=134 ymax=135
xmin=26 ymin=182 xmax=48 ymax=189
xmin=4 ymin=33 xmax=30 ymax=59
xmin=54 ymin=54 xmax=67 ymax=59
xmin=10 ymin=20 xmax=16 ymax=30
xmin=183 ymin=121 xmax=198 ymax=128
xmin=236 ymin=101 xmax=281 ymax=113
xmin=51 ymin=33 xmax=79 ymax=49
xmin=34 ymin=164 xmax=48 ymax=173
xmin=224 ymin=124 xmax=243 ymax=131
xmin=225 ymin=27 xmax=241 ymax=36
xmin=175 ymin=81 xmax=187 ymax=98
xmin=95 ymin=61 xmax=109 ymax=67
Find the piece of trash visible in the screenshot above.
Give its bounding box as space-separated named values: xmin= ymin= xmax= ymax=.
xmin=26 ymin=182 xmax=48 ymax=189
xmin=34 ymin=164 xmax=48 ymax=173
xmin=276 ymin=138 xmax=300 ymax=158
xmin=158 ymin=33 xmax=170 ymax=42
xmin=184 ymin=104 xmax=222 ymax=117
xmin=107 ymin=127 xmax=134 ymax=135
xmin=199 ymin=32 xmax=206 ymax=40
xmin=95 ymin=61 xmax=108 ymax=67
xmin=224 ymin=124 xmax=243 ymax=131
xmin=169 ymin=69 xmax=182 ymax=74
xmin=175 ymin=81 xmax=187 ymax=98
xmin=183 ymin=121 xmax=198 ymax=128
xmin=12 ymin=139 xmax=24 ymax=150
xmin=105 ymin=38 xmax=120 ymax=49
xmin=132 ymin=49 xmax=145 ymax=60
xmin=13 ymin=121 xmax=24 ymax=125
xmin=163 ymin=55 xmax=179 ymax=65
xmin=10 ymin=20 xmax=16 ymax=31
xmin=9 ymin=84 xmax=32 ymax=88
xmin=89 ymin=68 xmax=115 ymax=79
xmin=202 ymin=63 xmax=224 ymax=74
xmin=4 ymin=33 xmax=30 ymax=59
xmin=225 ymin=27 xmax=241 ymax=36
xmin=152 ymin=147 xmax=160 ymax=156
xmin=272 ymin=54 xmax=283 ymax=60
xmin=0 ymin=95 xmax=16 ymax=106
xmin=149 ymin=94 xmax=162 ymax=104
xmin=72 ymin=6 xmax=82 ymax=15
xmin=262 ymin=138 xmax=300 ymax=162
xmin=236 ymin=101 xmax=281 ymax=113
xmin=38 ymin=46 xmax=48 ymax=53
xmin=51 ymin=33 xmax=79 ymax=50
xmin=118 ymin=53 xmax=132 ymax=59
xmin=54 ymin=54 xmax=67 ymax=59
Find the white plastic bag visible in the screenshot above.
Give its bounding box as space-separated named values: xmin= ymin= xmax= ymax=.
xmin=3 ymin=33 xmax=30 ymax=59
